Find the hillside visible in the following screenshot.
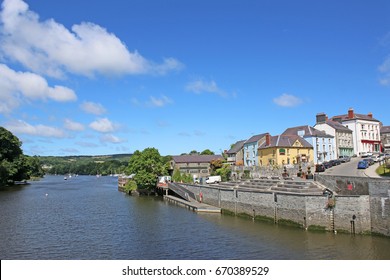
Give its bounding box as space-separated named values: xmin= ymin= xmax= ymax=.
xmin=39 ymin=154 xmax=132 ymax=175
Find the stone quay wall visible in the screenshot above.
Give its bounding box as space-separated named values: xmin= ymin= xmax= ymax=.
xmin=180 ymin=176 xmax=390 ymax=237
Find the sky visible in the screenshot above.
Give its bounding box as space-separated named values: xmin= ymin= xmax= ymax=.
xmin=0 ymin=0 xmax=389 ymax=156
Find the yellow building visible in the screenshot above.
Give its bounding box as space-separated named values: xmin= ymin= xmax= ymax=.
xmin=258 ymin=134 xmax=314 ymax=166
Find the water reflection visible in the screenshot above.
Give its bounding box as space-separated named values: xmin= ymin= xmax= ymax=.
xmin=0 ymin=176 xmax=389 ymax=260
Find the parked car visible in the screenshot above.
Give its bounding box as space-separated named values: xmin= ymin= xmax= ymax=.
xmin=338 ymin=155 xmax=351 ymax=162
xmin=328 ymin=159 xmax=340 ymax=166
xmin=323 ymin=161 xmax=332 ymax=169
xmin=357 ymin=160 xmax=369 ymax=169
xmin=363 ymin=158 xmax=374 ymax=166
xmin=315 ymin=164 xmax=325 ymax=172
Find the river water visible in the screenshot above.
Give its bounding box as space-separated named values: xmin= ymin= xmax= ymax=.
xmin=0 ymin=175 xmax=389 ymax=260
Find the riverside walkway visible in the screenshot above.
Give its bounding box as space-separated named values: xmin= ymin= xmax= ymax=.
xmin=164 ymin=195 xmax=221 ymax=213
xmin=163 ymin=182 xmax=221 ymax=213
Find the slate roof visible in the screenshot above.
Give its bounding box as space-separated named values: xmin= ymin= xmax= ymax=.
xmin=258 ymin=135 xmax=313 ymax=149
xmin=282 ymin=125 xmax=333 ymax=138
xmin=171 ymin=154 xmax=224 ymax=163
xmin=381 ymin=126 xmax=390 ymax=134
xmin=324 ymin=120 xmax=353 ymax=133
xmin=331 ymin=113 xmax=380 ymax=123
xmin=244 ymin=133 xmax=268 ymax=144
xmin=227 ymin=140 xmax=246 ymax=154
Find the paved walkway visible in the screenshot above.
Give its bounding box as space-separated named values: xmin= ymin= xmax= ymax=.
xmin=364 ymin=162 xmax=384 ymax=178
xmin=164 ymin=195 xmax=221 ymax=213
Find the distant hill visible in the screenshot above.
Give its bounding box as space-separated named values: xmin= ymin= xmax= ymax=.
xmin=38 ymin=154 xmax=132 ymax=175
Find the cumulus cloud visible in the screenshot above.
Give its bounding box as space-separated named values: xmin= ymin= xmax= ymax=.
xmin=64 ymin=119 xmax=85 ymax=131
xmin=186 ymin=79 xmax=227 ymax=97
xmin=273 ymin=93 xmax=303 ymax=107
xmin=0 ymin=64 xmax=77 ymax=114
xmin=80 ymin=101 xmax=107 ymax=115
xmin=5 ymin=120 xmax=67 ymax=138
xmin=89 ymin=118 xmax=117 ymax=133
xmin=0 ymin=0 xmax=183 ymax=78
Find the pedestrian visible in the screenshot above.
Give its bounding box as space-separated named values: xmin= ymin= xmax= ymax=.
xmin=199 ymin=191 xmax=203 ymax=203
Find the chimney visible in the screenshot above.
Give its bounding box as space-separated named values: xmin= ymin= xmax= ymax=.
xmin=368 ymin=112 xmax=373 ymax=119
xmin=265 ymin=134 xmax=271 ymax=146
xmin=316 ymin=113 xmax=327 ymax=124
xmin=348 ymin=108 xmax=354 ymax=119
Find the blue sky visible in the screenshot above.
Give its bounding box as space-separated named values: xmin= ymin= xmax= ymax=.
xmin=0 ymin=0 xmax=389 ymax=156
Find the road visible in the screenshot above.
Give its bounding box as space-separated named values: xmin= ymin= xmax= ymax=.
xmin=320 ymin=157 xmax=382 ymax=178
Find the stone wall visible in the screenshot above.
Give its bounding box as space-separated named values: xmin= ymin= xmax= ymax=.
xmin=368 ymin=181 xmax=390 ymax=236
xmin=180 ymin=177 xmax=390 ymax=236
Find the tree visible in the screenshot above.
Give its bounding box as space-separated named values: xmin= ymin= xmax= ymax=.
xmin=200 ymin=149 xmax=214 ymax=155
xmin=215 ymin=164 xmax=232 ymax=182
xmin=0 ymin=127 xmax=28 ymax=185
xmin=126 ymin=148 xmax=166 ymax=189
xmin=210 ymin=159 xmax=223 ymax=175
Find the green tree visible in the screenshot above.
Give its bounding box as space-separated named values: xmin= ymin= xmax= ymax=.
xmin=126 ymin=148 xmax=166 ymax=190
xmin=200 ymin=149 xmax=214 ymax=155
xmin=215 ymin=164 xmax=232 ymax=182
xmin=25 ymin=156 xmax=45 ymax=178
xmin=210 ymin=159 xmax=223 ymax=175
xmin=0 ymin=127 xmax=28 ymax=186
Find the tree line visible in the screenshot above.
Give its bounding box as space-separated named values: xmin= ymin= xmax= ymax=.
xmin=0 ymin=127 xmax=44 ymax=186
xmin=1 ymin=126 xmax=230 ymax=189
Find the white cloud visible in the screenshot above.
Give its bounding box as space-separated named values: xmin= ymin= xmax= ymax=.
xmin=147 ymin=95 xmax=173 ymax=107
xmin=186 ymin=79 xmax=228 ymax=97
xmin=80 ymin=101 xmax=107 ymax=115
xmin=64 ymin=119 xmax=85 ymax=131
xmin=89 ymin=118 xmax=117 ymax=133
xmin=273 ymin=93 xmax=303 ymax=107
xmin=379 ymin=56 xmax=390 ymax=86
xmin=5 ymin=120 xmax=67 ymax=138
xmin=100 ymin=134 xmax=126 ymax=144
xmin=0 ymin=63 xmax=77 ymax=114
xmin=0 ymin=0 xmax=183 ymax=78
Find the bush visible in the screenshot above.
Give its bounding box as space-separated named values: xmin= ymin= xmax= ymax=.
xmin=124 ymin=180 xmax=137 ymax=193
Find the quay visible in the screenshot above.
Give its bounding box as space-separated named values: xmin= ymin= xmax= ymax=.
xmin=164 ymin=195 xmax=221 ymax=213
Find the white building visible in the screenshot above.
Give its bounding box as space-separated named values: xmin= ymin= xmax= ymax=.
xmin=331 ymin=108 xmax=381 ymax=156
xmin=314 ymin=113 xmax=354 ymax=158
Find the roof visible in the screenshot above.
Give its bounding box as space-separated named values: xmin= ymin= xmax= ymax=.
xmin=258 ymin=135 xmax=313 ymax=149
xmin=244 ymin=133 xmax=268 ymax=145
xmin=171 ymin=154 xmax=224 ymax=163
xmin=282 ymin=125 xmax=333 ymax=138
xmin=226 ymin=140 xmax=246 ymax=154
xmin=324 ymin=120 xmax=353 ymax=133
xmin=381 ymin=126 xmax=390 ymax=134
xmin=331 ymin=113 xmax=380 ymax=123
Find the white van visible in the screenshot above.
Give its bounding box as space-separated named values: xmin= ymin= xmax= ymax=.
xmin=205 ymin=175 xmax=221 ymax=184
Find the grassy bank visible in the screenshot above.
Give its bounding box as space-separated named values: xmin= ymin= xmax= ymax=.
xmin=376 ymin=165 xmax=390 ymax=177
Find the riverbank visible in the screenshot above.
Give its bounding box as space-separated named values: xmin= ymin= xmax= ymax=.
xmin=177 ymin=176 xmax=390 ymax=237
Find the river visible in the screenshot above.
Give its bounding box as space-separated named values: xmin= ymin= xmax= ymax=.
xmin=0 ymin=175 xmax=389 ymax=260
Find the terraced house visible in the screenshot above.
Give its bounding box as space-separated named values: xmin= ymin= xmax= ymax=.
xmin=314 ymin=113 xmax=354 ymax=158
xmin=331 ymin=108 xmax=381 ymax=156
xmin=243 ymin=133 xmax=268 ymax=167
xmin=226 ymin=140 xmax=246 ymax=165
xmin=258 ymin=134 xmax=314 ymax=166
xmin=282 ymin=125 xmax=335 ymax=164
